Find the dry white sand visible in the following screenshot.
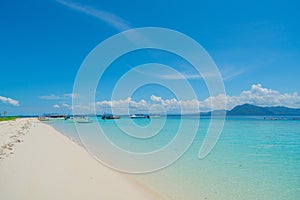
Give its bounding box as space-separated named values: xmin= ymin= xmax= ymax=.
xmin=0 ymin=118 xmax=164 ymax=200
xmin=0 ymin=118 xmax=31 ymax=159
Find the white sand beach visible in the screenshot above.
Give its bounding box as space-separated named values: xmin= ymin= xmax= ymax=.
xmin=0 ymin=118 xmax=163 ymax=200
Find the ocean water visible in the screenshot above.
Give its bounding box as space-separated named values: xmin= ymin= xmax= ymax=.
xmin=47 ymin=116 xmax=300 ymax=199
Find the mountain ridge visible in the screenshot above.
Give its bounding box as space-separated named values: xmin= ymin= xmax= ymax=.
xmin=201 ymin=103 xmax=300 ymax=116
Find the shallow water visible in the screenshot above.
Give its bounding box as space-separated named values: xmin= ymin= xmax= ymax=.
xmin=48 ymin=116 xmax=300 ymax=199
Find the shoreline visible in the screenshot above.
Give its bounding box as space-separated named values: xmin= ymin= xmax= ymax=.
xmin=0 ymin=118 xmax=165 ymax=200
xmin=48 ymin=125 xmax=167 ymax=200
xmin=47 ymin=119 xmax=167 ymax=200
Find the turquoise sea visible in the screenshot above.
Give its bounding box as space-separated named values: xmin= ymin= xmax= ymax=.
xmin=47 ymin=116 xmax=300 ymax=199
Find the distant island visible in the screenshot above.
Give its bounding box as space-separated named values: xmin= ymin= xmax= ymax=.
xmin=201 ymin=103 xmax=300 ymax=116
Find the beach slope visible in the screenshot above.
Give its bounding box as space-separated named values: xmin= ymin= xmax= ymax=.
xmin=0 ymin=119 xmax=161 ymax=200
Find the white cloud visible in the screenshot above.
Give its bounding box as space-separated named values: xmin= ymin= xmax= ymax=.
xmin=203 ymin=84 xmax=300 ymax=110
xmin=95 ymin=84 xmax=300 ymax=114
xmin=97 ymin=97 xmax=131 ymax=108
xmin=53 ymin=104 xmax=60 ymax=108
xmin=151 ymin=95 xmax=199 ymax=112
xmin=237 ymin=84 xmax=300 ymax=108
xmin=201 ymin=94 xmax=228 ymax=110
xmin=96 ymin=98 xmax=150 ymax=114
xmin=0 ymin=96 xmax=19 ymax=106
xmin=150 ymin=95 xmax=163 ymax=102
xmin=96 ymin=95 xmax=199 ymax=114
xmin=56 ymin=0 xmax=131 ymax=31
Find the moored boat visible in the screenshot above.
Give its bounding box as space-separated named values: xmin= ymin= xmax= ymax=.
xmin=38 ymin=116 xmax=49 ymax=121
xmin=101 ymin=114 xmax=120 ymax=120
xmin=129 ymin=114 xmax=150 ymax=119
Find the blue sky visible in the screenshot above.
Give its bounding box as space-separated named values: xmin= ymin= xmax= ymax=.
xmin=0 ymin=0 xmax=300 ymax=115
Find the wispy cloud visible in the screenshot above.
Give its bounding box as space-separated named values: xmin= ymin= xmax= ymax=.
xmin=53 ymin=103 xmax=71 ymax=109
xmin=219 ymin=66 xmax=246 ymax=81
xmin=39 ymin=94 xmax=61 ymax=100
xmin=157 ymin=68 xmax=245 ymax=81
xmin=56 ymin=0 xmax=131 ymax=31
xmin=158 ymin=71 xmax=223 ymax=80
xmin=39 ymin=93 xmax=79 ymax=100
xmin=132 ymin=66 xmax=206 ymax=80
xmin=64 ymin=93 xmax=80 ymax=99
xmin=132 ymin=63 xmax=243 ymax=81
xmin=159 ymin=73 xmax=202 ymax=80
xmin=0 ymin=95 xmax=19 ymax=106
xmin=222 ymin=70 xmax=244 ymax=81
